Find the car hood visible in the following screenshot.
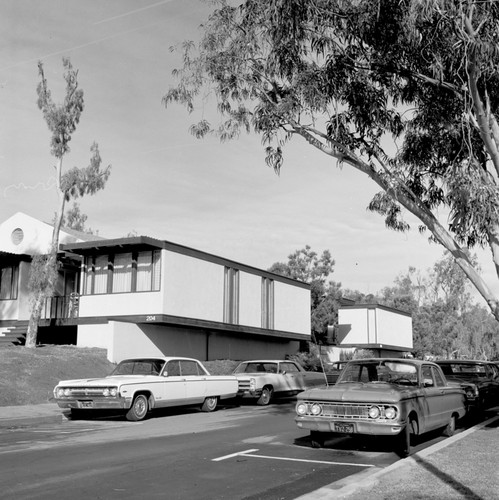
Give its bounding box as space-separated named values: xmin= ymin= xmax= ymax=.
xmin=297 ymin=382 xmax=418 ymax=403
xmin=56 ymin=375 xmax=160 ymax=386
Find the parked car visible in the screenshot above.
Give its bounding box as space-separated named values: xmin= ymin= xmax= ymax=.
xmin=435 ymin=360 xmax=499 ymax=412
xmin=232 ymin=360 xmax=327 ymax=405
xmin=324 ymin=361 xmax=348 ymax=384
xmin=54 ymin=357 xmax=245 ymax=421
xmin=295 ymin=358 xmax=467 ymax=457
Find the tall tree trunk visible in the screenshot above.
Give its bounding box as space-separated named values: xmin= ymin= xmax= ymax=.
xmin=25 ymin=158 xmax=65 ymax=348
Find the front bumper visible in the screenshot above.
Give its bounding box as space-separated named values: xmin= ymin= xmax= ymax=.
xmin=238 ymin=390 xmax=262 ymax=399
xmin=295 ymin=415 xmax=404 ymax=436
xmin=54 ymin=397 xmax=130 ymax=411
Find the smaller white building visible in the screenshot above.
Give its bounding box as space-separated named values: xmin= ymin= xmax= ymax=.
xmin=327 ymin=302 xmax=413 ymax=360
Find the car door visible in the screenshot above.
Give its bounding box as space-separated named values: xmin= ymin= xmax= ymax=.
xmin=421 ymin=364 xmax=448 ymax=431
xmin=279 ymin=362 xmax=302 ymax=392
xmin=160 ymin=360 xmax=187 ymax=406
xmin=181 ymin=360 xmax=206 ymax=404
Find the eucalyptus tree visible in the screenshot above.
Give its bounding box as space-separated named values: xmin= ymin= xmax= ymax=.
xmin=27 ymin=58 xmax=111 ymax=348
xmin=164 ymin=0 xmax=499 ymax=321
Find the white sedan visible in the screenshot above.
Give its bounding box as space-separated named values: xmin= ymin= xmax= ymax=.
xmin=53 ymin=357 xmax=243 ymax=421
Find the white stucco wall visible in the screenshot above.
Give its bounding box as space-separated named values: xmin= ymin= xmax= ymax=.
xmin=163 ymin=251 xmax=224 ymax=322
xmin=377 ymin=308 xmax=413 ymax=349
xmin=0 ymin=212 xmax=82 ymax=255
xmin=78 ymin=291 xmax=164 ymax=318
xmin=77 ymin=323 xmax=114 ymax=350
xmin=273 ymin=281 xmax=311 ymax=336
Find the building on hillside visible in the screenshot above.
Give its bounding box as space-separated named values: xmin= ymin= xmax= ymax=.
xmin=325 ymin=300 xmax=413 ymax=361
xmin=0 ymin=212 xmax=311 ymax=362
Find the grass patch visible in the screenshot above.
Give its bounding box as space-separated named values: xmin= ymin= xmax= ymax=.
xmin=0 ymin=346 xmax=240 ymax=407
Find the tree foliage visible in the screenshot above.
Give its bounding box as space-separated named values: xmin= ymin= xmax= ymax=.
xmin=165 ymin=0 xmax=499 ymax=322
xmin=59 ymin=202 xmax=94 ymax=234
xmin=26 ymin=58 xmax=111 ymax=348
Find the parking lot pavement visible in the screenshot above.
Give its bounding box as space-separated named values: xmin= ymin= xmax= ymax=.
xmin=1 ymin=403 xmax=498 ymax=499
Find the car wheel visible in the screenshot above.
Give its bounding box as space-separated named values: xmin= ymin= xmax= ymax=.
xmin=397 ymin=416 xmax=417 ymax=458
xmin=257 ymin=386 xmax=273 ymax=406
xmin=310 ymin=430 xmax=326 ymax=448
xmin=443 ymin=414 xmax=456 ymax=437
xmin=201 ymin=396 xmax=218 ymax=412
xmin=126 ymin=394 xmax=149 ymax=421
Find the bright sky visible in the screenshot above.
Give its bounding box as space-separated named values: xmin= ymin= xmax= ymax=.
xmin=1 ymin=0 xmax=495 ymax=299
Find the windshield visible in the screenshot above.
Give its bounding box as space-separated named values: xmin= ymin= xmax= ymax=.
xmin=439 ymin=363 xmax=487 ymax=377
xmin=337 ymin=360 xmax=418 ymax=386
xmin=233 ymin=362 xmax=278 ymax=374
xmin=111 ymin=359 xmax=165 ymax=376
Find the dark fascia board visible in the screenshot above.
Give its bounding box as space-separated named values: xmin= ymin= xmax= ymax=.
xmin=74 ymin=313 xmax=311 ymax=341
xmin=60 ymin=236 xmax=310 ymax=289
xmin=338 ymin=342 xmax=412 ymax=352
xmin=338 ymin=303 xmax=412 ymax=317
xmin=0 ymin=251 xmax=31 ymax=264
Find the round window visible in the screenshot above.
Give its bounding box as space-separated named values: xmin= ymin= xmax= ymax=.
xmin=11 ymin=228 xmax=24 ymax=245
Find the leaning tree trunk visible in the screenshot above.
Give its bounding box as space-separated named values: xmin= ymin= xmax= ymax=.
xmin=25 ymin=157 xmax=66 ymax=349
xmin=25 ymin=295 xmax=44 ymax=348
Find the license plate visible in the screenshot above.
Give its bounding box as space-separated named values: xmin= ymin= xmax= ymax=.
xmin=79 ymin=401 xmax=93 ymax=408
xmin=334 ymin=423 xmax=354 ymax=433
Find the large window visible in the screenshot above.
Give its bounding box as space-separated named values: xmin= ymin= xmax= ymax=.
xmin=0 ymin=265 xmax=18 ymax=300
xmin=224 ymin=267 xmax=239 ymax=324
xmin=84 ymin=250 xmax=161 ymax=295
xmin=261 ymin=277 xmax=274 ymax=329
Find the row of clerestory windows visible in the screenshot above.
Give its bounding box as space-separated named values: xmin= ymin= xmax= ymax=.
xmin=83 ymin=250 xmax=161 ymax=295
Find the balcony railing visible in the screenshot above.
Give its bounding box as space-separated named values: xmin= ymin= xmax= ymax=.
xmin=44 ymin=293 xmax=80 ymax=320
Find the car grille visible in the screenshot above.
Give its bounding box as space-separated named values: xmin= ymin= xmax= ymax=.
xmin=303 ymin=401 xmax=371 ymax=419
xmin=61 ymin=388 xmax=107 ymax=397
xmin=237 ymin=379 xmax=251 ymax=391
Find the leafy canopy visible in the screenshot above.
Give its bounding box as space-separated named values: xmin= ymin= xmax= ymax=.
xmin=165 ymin=0 xmax=499 ymax=320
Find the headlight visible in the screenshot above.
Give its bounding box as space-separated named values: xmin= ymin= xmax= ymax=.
xmin=109 ymin=387 xmax=118 ymax=397
xmin=250 ymin=378 xmax=256 ymax=391
xmin=368 ymin=405 xmax=380 ymax=419
xmin=56 ymin=388 xmax=64 ymax=398
xmin=63 ymin=388 xmax=71 ymax=397
xmin=103 ymin=388 xmax=110 ymax=396
xmin=311 ymin=403 xmax=322 ymax=416
xmin=384 ymin=406 xmax=397 ymax=419
xmin=465 ymin=388 xmax=477 ymax=399
xmin=296 ymin=402 xmax=308 ymax=416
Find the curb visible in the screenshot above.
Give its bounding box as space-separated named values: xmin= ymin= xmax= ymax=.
xmin=0 ymin=413 xmax=65 ymax=429
xmin=295 ymin=413 xmax=499 ymax=500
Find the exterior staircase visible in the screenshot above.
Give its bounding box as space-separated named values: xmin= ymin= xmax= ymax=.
xmin=0 ymin=321 xmax=28 ymax=346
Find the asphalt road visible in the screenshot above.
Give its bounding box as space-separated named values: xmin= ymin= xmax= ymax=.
xmin=0 ymin=400 xmax=466 ymax=500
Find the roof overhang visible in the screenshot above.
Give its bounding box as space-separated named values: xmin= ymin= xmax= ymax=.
xmin=0 ymin=251 xmax=31 ymax=264
xmin=106 ymin=314 xmax=311 ymax=342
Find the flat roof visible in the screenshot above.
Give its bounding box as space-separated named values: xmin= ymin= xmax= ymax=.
xmin=60 ymin=236 xmax=310 ymax=288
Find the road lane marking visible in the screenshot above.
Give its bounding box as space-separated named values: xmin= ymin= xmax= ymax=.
xmin=212 ymin=449 xmax=259 ymax=461
xmin=213 ymin=449 xmax=374 ymax=467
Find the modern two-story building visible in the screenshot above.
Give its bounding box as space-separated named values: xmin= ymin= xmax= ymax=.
xmin=0 ymin=212 xmax=311 ymax=362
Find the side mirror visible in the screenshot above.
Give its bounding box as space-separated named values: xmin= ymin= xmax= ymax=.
xmin=162 ymin=371 xmax=168 ymax=378
xmin=423 ymin=378 xmax=434 ymax=387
